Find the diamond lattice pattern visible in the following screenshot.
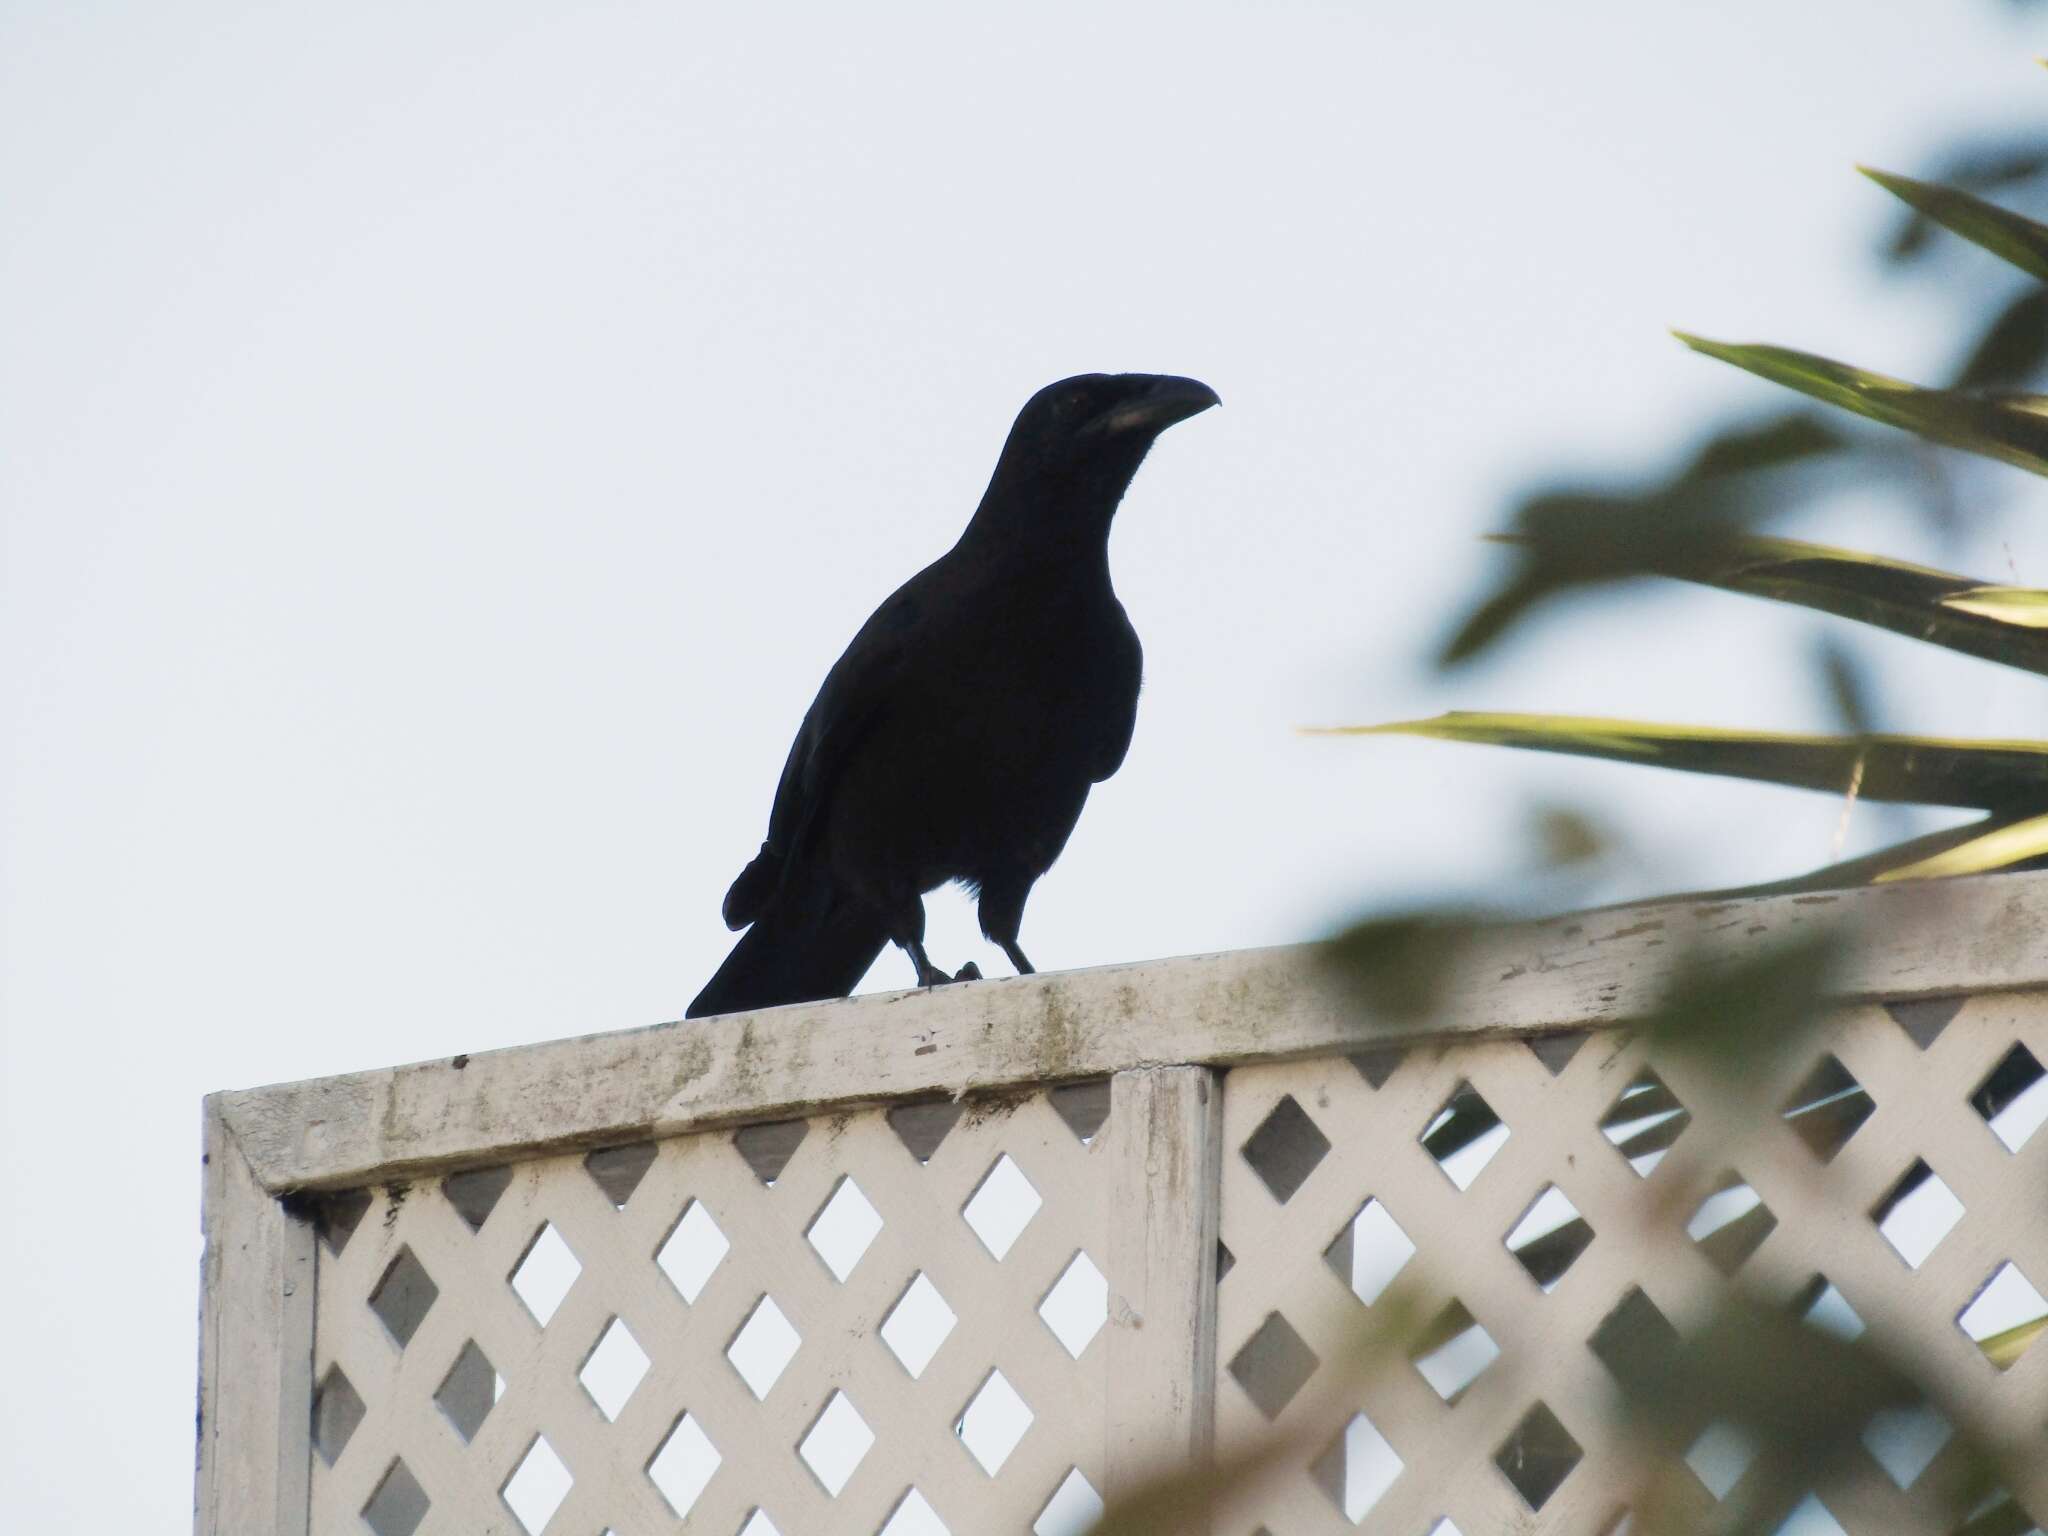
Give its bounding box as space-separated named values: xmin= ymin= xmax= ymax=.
xmin=1214 ymin=997 xmax=2048 ymax=1533
xmin=310 ymin=1087 xmax=1112 ymax=1532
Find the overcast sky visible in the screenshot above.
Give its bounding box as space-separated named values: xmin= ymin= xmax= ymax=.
xmin=4 ymin=3 xmax=2045 ymax=1528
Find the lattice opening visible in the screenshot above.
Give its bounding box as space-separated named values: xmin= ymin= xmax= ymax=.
xmin=316 ymin=1188 xmax=372 ymax=1254
xmin=648 ymin=1412 xmax=721 ymax=1518
xmin=1039 ymin=1250 xmax=1108 ymax=1359
xmin=880 ymin=1487 xmax=950 ymax=1535
xmin=1861 ymin=1402 xmax=1952 ymax=1490
xmin=655 ymin=1198 xmax=730 ymax=1304
xmin=807 ymin=1175 xmax=883 ymax=1282
xmin=503 ymin=1435 xmax=572 ymax=1535
xmin=1310 ymin=1411 xmax=1403 ymax=1522
xmin=1685 ymin=1420 xmax=1757 ymax=1499
xmin=1781 ymin=1054 xmax=1874 ymax=1162
xmin=1411 ymin=1299 xmax=1500 ymax=1403
xmin=312 ymin=1364 xmax=364 ymax=1466
xmin=1792 ymin=1274 xmax=1866 ymax=1342
xmin=1421 ymin=1080 xmax=1509 ymax=1191
xmin=1973 ymin=1043 xmax=2048 ymax=1154
xmin=442 ymin=1165 xmax=511 ymax=1231
xmin=579 ymin=1317 xmax=649 ymax=1421
xmin=1955 ymin=1490 xmax=2044 ymax=1536
xmin=1600 ymin=1068 xmax=1690 ymax=1176
xmin=1505 ymin=1184 xmax=1594 ymax=1292
xmin=1217 ymin=1239 xmax=1236 ymax=1282
xmin=1958 ymin=1261 xmax=2048 ymax=1371
xmin=1324 ymin=1196 xmax=1415 ymax=1307
xmin=1494 ymin=1402 xmax=1581 ymax=1511
xmin=799 ymin=1390 xmax=874 ymax=1496
xmin=887 ymin=1097 xmax=964 ymax=1163
xmin=957 ymin=1369 xmax=1034 ymax=1475
xmin=1777 ymin=1493 xmax=1849 ymax=1535
xmin=737 ymin=1510 xmax=782 ymax=1536
xmin=1588 ymin=1286 xmax=1679 ymax=1400
xmin=1425 ymin=1522 xmax=1467 ymax=1536
xmin=1348 ymin=1047 xmax=1407 ymax=1088
xmin=963 ymin=1153 xmax=1042 ymax=1260
xmin=1686 ymin=1172 xmax=1777 ymax=1275
xmin=1228 ymin=1310 xmax=1318 ymax=1421
xmin=368 ymin=1247 xmax=438 ymax=1348
xmin=363 ymin=1458 xmax=429 ymax=1536
xmin=727 ymin=1294 xmax=802 ymax=1400
xmin=1048 ymin=1078 xmax=1112 ymax=1144
xmin=734 ymin=1119 xmax=809 ymax=1185
xmin=1884 ymin=997 xmax=1963 ymax=1050
xmin=881 ymin=1271 xmax=957 ymax=1380
xmin=1241 ymin=1094 xmax=1332 ymax=1205
xmin=1871 ymin=1159 xmax=1964 ymax=1270
xmin=1526 ymin=1030 xmax=1589 ymax=1077
xmin=510 ymin=1222 xmax=581 ymax=1326
xmin=1035 ymin=1468 xmax=1105 ymax=1536
xmin=435 ymin=1340 xmax=501 ymax=1442
xmin=583 ymin=1142 xmax=656 ymax=1207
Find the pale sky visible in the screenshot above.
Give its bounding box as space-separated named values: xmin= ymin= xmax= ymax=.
xmin=3 ymin=3 xmax=2045 ymax=1528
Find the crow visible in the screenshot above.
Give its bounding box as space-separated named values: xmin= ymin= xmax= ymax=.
xmin=686 ymin=372 xmax=1219 ymax=1019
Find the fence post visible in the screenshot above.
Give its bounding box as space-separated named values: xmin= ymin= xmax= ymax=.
xmin=1102 ymin=1064 xmax=1223 ymax=1524
xmin=196 ymin=1097 xmax=316 ymax=1536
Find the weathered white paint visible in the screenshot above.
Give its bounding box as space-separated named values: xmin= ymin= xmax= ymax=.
xmin=198 ymin=871 xmax=2048 ymax=1535
xmin=195 ymin=1102 xmax=316 ymax=1536
xmin=1103 ymin=1066 xmax=1222 ymax=1516
xmin=221 ymin=872 xmax=2048 ymax=1195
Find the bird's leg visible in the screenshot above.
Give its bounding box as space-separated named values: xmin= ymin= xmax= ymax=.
xmin=900 ymin=937 xmax=950 ymax=989
xmin=977 ymin=876 xmax=1037 ymax=978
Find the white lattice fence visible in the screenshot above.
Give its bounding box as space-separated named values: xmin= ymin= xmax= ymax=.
xmin=307 ymin=1087 xmax=1127 ymax=1535
xmin=1211 ymin=996 xmax=2048 ymax=1535
xmin=198 ymin=875 xmax=2048 ymax=1536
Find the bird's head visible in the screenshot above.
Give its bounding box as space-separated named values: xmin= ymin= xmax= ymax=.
xmin=972 ymin=372 xmax=1220 ymax=543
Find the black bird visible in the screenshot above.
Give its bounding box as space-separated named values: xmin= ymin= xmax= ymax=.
xmin=687 ymin=372 xmax=1219 ymax=1019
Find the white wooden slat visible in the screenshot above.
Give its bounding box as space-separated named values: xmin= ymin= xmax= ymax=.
xmin=196 ymin=1100 xmax=317 ymax=1536
xmin=220 ymin=872 xmax=2048 ymax=1196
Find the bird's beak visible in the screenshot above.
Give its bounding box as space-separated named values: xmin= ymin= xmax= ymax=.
xmin=1094 ymin=375 xmax=1222 ymax=437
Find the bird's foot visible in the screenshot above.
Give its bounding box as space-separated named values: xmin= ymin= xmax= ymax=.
xmin=953 ymin=962 xmax=983 ymax=983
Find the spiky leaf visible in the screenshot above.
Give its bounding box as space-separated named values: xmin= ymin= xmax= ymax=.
xmin=1333 ymin=712 xmax=2048 ymax=811
xmin=1861 ymin=166 xmax=2048 ymax=282
xmin=1674 ymin=334 xmax=2048 ymax=476
xmin=1874 ymin=808 xmax=2048 ymax=881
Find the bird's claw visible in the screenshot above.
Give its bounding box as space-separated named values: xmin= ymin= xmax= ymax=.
xmin=954 ymin=962 xmax=982 ymax=983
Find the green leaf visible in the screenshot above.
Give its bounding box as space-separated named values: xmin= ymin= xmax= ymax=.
xmin=1328 ymin=712 xmax=2048 ymax=811
xmin=1955 ymin=287 xmax=2048 ymax=390
xmin=1648 ymin=534 xmax=2048 ymax=677
xmin=1439 ymin=410 xmax=1859 ymax=667
xmin=1861 ymin=166 xmax=2048 ymax=282
xmin=1940 ymin=585 xmax=2048 ymax=627
xmin=1874 ymin=808 xmax=2048 ymax=881
xmin=1674 ymin=334 xmax=2048 ymax=477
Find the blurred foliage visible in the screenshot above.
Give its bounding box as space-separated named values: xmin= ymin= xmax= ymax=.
xmin=1227 ymin=49 xmax=2048 ymax=1536
xmin=1399 ymin=125 xmax=2048 ymax=893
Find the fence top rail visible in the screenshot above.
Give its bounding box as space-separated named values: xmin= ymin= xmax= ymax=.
xmin=214 ymin=870 xmax=2048 ymax=1194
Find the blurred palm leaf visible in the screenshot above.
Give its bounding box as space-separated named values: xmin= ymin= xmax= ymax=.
xmin=1491 ymin=531 xmax=2048 ymax=676
xmin=1674 ymin=334 xmax=2048 ymax=476
xmin=1955 ymin=286 xmax=2048 ymax=389
xmin=1861 ymin=166 xmax=2048 ymax=281
xmin=1874 ymin=807 xmax=2048 ymax=881
xmin=1335 ymin=712 xmax=2048 ymax=811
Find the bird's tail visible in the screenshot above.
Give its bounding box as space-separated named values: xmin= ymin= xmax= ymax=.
xmin=686 ymin=870 xmax=892 ymax=1019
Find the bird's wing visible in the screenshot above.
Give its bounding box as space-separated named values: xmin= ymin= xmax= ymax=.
xmin=1085 ymin=605 xmax=1144 ymax=784
xmin=760 ymin=577 xmax=933 ymax=865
